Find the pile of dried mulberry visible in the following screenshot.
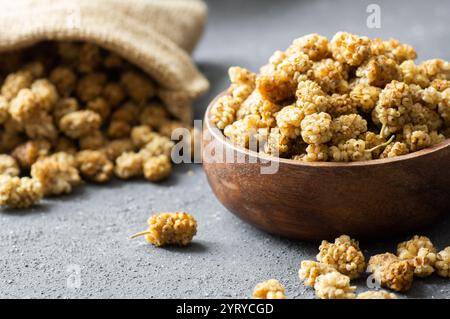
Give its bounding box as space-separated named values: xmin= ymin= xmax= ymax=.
xmin=298 ymin=234 xmax=449 ymax=299
xmin=313 ymin=271 xmax=357 ymax=299
xmin=0 ymin=42 xmax=197 ymax=209
xmin=212 ymin=32 xmax=449 ymax=162
xmin=366 ymin=235 xmax=449 ymax=293
xmin=385 ymin=235 xmax=449 ymax=281
xmin=299 ymin=234 xmax=368 ymax=299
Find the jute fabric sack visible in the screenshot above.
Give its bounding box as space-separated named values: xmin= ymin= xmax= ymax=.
xmin=0 ymin=0 xmax=209 ymax=123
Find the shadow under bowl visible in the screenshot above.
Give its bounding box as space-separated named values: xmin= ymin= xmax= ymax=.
xmin=202 ymin=94 xmax=450 ymax=240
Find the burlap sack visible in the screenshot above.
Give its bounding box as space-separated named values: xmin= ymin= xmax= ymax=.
xmin=0 ymin=0 xmax=209 ymax=123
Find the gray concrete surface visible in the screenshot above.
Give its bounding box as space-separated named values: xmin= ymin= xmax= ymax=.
xmin=1 ymin=0 xmax=449 ymax=299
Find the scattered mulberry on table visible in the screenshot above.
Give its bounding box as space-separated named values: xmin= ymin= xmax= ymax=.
xmin=435 ymin=247 xmax=450 ymax=278
xmin=115 ymin=152 xmax=143 ymax=179
xmin=367 ymin=253 xmax=414 ymax=292
xmin=30 ymin=152 xmax=81 ymax=196
xmin=252 ymin=279 xmax=286 ymax=299
xmin=316 ymin=235 xmax=366 ymax=279
xmin=0 ymin=175 xmax=43 ymax=208
xmin=357 ymin=290 xmax=397 ymax=299
xmin=314 ymin=272 xmax=356 ymax=299
xmin=143 ymin=154 xmax=172 ymax=182
xmin=299 ymin=260 xmax=337 ymax=287
xmin=130 ymin=212 xmax=197 ymax=247
xmin=75 ymin=150 xmax=114 ymax=183
xmin=397 ymin=235 xmax=437 ymax=278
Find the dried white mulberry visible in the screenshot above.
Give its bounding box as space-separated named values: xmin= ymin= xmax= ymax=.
xmin=131 ymin=125 xmax=157 ymax=148
xmin=435 ymin=247 xmax=450 ymax=278
xmin=0 ymin=155 xmax=20 ymax=177
xmin=252 ymin=279 xmax=286 ymax=299
xmin=330 ymin=32 xmax=370 ymax=67
xmin=298 ymin=144 xmax=328 ymax=162
xmin=329 ymin=139 xmax=372 ymax=162
xmin=314 ymin=272 xmax=356 ymax=299
xmin=367 ymin=253 xmax=414 ymax=292
xmin=114 ymin=152 xmax=143 ymax=179
xmin=11 ymin=139 xmax=51 ymax=169
xmin=350 ymin=84 xmax=381 ymax=113
xmin=1 ymin=70 xmax=32 ymax=101
xmin=130 ymin=212 xmax=197 ymax=247
xmin=76 ymin=150 xmax=114 ymax=183
xmin=332 ymin=114 xmax=367 ymax=144
xmin=30 ymin=153 xmax=80 ymax=196
xmin=276 ymin=105 xmax=304 ymax=139
xmin=298 ymin=260 xmax=337 ymax=287
xmin=288 ymin=33 xmax=330 ymax=61
xmin=143 ymin=155 xmax=172 ymax=182
xmin=301 ymin=112 xmax=332 ymax=145
xmin=357 ymin=290 xmax=397 ymax=299
xmin=121 ymin=70 xmax=155 ymax=104
xmin=397 ymin=235 xmax=437 ymax=277
xmin=380 ymin=142 xmax=409 ymax=159
xmin=0 ymin=176 xmax=43 ymax=208
xmin=49 ymin=66 xmax=77 ymax=97
xmin=59 ymin=110 xmax=102 ymax=139
xmin=316 ymin=235 xmax=366 ymax=279
xmin=356 ymin=55 xmax=401 ymax=87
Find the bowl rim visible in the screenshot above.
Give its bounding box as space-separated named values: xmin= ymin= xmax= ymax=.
xmin=204 ymin=92 xmax=450 ymax=168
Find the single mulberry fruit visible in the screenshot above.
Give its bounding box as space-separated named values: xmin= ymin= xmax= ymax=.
xmin=252 ymin=279 xmax=286 ymax=299
xmin=130 ymin=212 xmax=197 ymax=247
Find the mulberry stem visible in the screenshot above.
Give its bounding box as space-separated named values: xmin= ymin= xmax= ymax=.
xmin=129 ymin=230 xmax=151 ymax=239
xmin=380 ymin=124 xmax=387 ymax=138
xmin=366 ymin=135 xmax=395 ymax=153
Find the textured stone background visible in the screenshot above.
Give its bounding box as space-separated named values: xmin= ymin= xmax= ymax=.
xmin=0 ymin=0 xmax=449 ymax=298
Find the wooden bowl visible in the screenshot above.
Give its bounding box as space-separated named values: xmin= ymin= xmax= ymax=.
xmin=202 ymin=94 xmax=450 ymax=240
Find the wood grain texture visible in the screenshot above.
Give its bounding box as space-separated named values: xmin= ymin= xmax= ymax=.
xmin=202 ymin=94 xmax=450 ymax=240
